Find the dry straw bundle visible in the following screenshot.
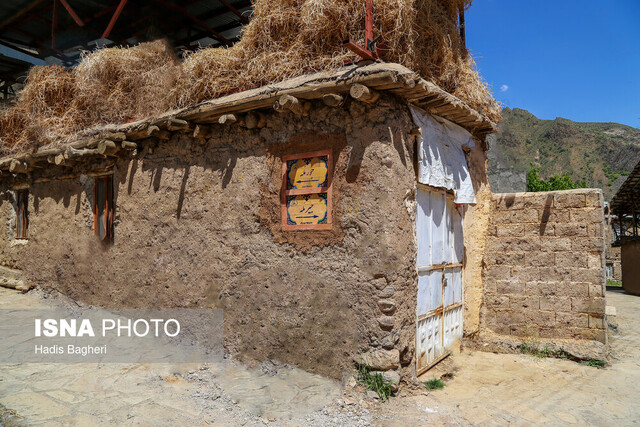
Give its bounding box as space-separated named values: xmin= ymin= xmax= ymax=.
xmin=0 ymin=0 xmax=500 ymax=155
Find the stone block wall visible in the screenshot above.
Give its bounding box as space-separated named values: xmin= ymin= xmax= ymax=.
xmin=481 ymin=189 xmax=607 ymax=343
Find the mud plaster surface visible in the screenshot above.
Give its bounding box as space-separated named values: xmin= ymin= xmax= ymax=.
xmin=0 ymin=97 xmax=424 ymax=379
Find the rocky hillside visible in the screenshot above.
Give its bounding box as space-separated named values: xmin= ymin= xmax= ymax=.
xmin=487 ymin=108 xmax=640 ymax=199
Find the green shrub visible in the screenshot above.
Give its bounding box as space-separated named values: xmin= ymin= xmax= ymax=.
xmin=527 ymin=164 xmax=583 ymax=192
xmin=424 ymin=378 xmax=445 ymax=390
xmin=581 ymin=359 xmax=607 ymax=369
xmin=356 ymin=365 xmax=395 ymax=401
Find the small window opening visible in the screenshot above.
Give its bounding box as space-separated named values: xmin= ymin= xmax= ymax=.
xmin=94 ymin=176 xmax=114 ymax=241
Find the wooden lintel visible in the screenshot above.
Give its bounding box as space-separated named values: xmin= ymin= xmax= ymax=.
xmin=350 ymin=84 xmax=379 ymax=104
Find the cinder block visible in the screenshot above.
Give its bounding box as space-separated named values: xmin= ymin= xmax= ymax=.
xmin=570 ymin=208 xmax=603 ymax=224
xmin=572 ymin=268 xmax=604 ymax=284
xmin=510 ymin=267 xmax=541 ymax=282
xmin=554 ymin=223 xmax=588 ymax=237
xmin=525 ymin=223 xmax=555 ymax=237
xmin=539 ymin=296 xmax=572 ymax=312
xmin=496 ymin=224 xmax=525 ymax=237
xmin=510 ymin=295 xmax=539 ymax=310
xmin=589 ymin=284 xmax=604 ymax=297
xmin=540 ymin=237 xmax=572 ymax=252
xmin=556 ymin=311 xmax=589 ymax=328
xmin=571 ymin=237 xmax=604 ymax=252
xmin=496 ymin=280 xmax=526 ymax=295
xmin=588 ymin=314 xmax=605 ymax=329
xmin=554 ymin=193 xmax=586 ymax=209
xmin=526 ymin=310 xmax=556 ymax=327
xmin=571 ymin=297 xmax=606 ymax=314
xmin=555 ymin=282 xmax=589 ymax=298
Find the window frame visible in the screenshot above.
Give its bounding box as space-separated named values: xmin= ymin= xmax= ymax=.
xmin=15 ymin=189 xmax=28 ymax=240
xmin=94 ymin=175 xmax=114 ymax=241
xmin=280 ymin=149 xmax=333 ymax=231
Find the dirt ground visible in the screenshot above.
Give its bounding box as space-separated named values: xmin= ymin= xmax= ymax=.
xmin=1 ymin=287 xmax=638 ymax=426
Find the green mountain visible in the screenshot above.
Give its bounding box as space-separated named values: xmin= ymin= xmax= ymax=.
xmin=487 ymin=108 xmax=640 ymax=200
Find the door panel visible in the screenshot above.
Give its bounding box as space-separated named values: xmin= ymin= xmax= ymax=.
xmin=416 ymin=186 xmax=465 ymax=374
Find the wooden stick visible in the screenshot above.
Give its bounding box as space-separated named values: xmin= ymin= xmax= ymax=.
xmin=121 ymin=141 xmax=137 ymax=150
xmin=98 ymin=140 xmax=119 ymax=156
xmin=218 ymin=114 xmax=237 ymax=125
xmin=350 ymin=84 xmax=379 ymax=104
xmin=65 ymin=147 xmax=100 ymax=160
xmin=165 ymin=118 xmax=190 ymax=131
xmin=9 ymin=160 xmax=28 ymax=174
xmin=274 ymin=95 xmax=305 ymax=115
xmin=322 ymin=94 xmax=344 ymax=107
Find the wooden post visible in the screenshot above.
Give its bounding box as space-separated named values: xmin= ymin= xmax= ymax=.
xmin=350 ymin=84 xmax=379 ymax=104
xmin=274 ymin=95 xmax=306 ymax=116
xmin=98 ymin=140 xmax=119 ymax=156
xmin=9 ymin=160 xmax=28 ymax=174
xmin=218 ymin=114 xmax=237 ymax=125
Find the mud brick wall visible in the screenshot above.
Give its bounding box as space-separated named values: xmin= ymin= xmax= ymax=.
xmin=482 ymin=189 xmax=607 ymax=343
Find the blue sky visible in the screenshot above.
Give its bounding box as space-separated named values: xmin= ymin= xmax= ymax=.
xmin=466 ymin=0 xmax=640 ymax=128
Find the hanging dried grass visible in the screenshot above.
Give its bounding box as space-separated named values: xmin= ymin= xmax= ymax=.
xmin=1 ymin=0 xmax=500 ymax=154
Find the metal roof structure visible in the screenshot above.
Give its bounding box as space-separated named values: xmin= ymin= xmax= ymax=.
xmin=0 ymin=0 xmax=252 ymax=94
xmin=611 ymin=159 xmax=640 ymax=216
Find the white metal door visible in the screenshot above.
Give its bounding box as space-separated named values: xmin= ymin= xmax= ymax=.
xmin=416 ymin=186 xmax=464 ymax=374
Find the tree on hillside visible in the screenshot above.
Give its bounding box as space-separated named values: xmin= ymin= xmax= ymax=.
xmin=526 ymin=164 xmax=584 ymax=192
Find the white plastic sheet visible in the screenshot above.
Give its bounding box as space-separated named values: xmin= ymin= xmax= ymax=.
xmin=410 ymin=105 xmax=476 ymax=204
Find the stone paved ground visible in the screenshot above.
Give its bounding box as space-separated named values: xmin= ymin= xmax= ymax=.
xmin=1 ymin=287 xmax=639 ymax=426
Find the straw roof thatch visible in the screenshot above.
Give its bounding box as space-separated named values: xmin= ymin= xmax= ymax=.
xmin=0 ymin=0 xmax=500 ymax=156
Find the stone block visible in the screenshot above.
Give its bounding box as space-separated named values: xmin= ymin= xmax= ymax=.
xmin=486 ymin=237 xmax=541 ymax=252
xmin=571 ymin=268 xmax=603 ymax=284
xmin=494 ymin=308 xmax=525 ymax=325
xmin=377 ymin=299 xmax=396 ymax=314
xmin=483 ymin=265 xmax=511 ymax=281
xmin=379 ymin=286 xmax=395 ymax=299
xmin=523 ymin=251 xmax=555 ymax=267
xmin=556 ymin=282 xmax=590 ymax=298
xmin=496 ymin=280 xmax=526 ymax=295
xmin=556 ymin=311 xmax=589 ymax=328
xmin=484 ymin=294 xmax=509 ymax=308
xmin=588 ymin=314 xmax=605 ymax=329
xmin=510 ymin=295 xmax=539 ymax=310
xmin=485 ymin=251 xmax=525 ymax=266
xmin=539 ymin=327 xmax=573 ymax=339
xmin=522 ymin=193 xmax=554 ymax=208
xmin=525 ymin=281 xmax=557 ymax=297
xmin=496 ymin=224 xmax=525 ymax=237
xmin=510 ymin=324 xmax=538 ymax=337
xmin=526 ymin=310 xmax=556 ymax=327
xmin=525 ymin=223 xmax=555 ymax=237
xmin=554 ymin=193 xmax=586 ymax=209
xmin=510 ymin=267 xmax=541 ymax=282
xmin=538 ymin=266 xmax=572 ymax=282
xmin=494 ymin=194 xmax=525 ymax=209
xmin=587 ymin=252 xmax=603 ymax=269
xmin=554 ymin=223 xmax=588 ymax=237
xmin=356 ymin=349 xmax=400 ymax=370
xmin=370 ymin=370 xmax=401 ymax=391
xmin=555 ymin=252 xmax=588 ymax=269
xmin=377 ymin=316 xmax=395 ymax=330
xmin=587 ymin=223 xmax=603 ymax=237
xmin=539 ymin=296 xmax=572 ymax=312
xmin=569 ymin=208 xmax=603 ymax=224
xmin=585 ymin=192 xmax=603 ymax=208
xmin=589 ymin=284 xmax=604 ymax=297
xmin=571 ymin=297 xmax=605 ymax=314
xmin=539 ymin=208 xmax=570 ymax=223
xmin=540 ymin=237 xmax=572 ymax=252
xmin=571 ymin=237 xmax=604 ymax=252
xmin=573 ymin=327 xmax=606 ymax=342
